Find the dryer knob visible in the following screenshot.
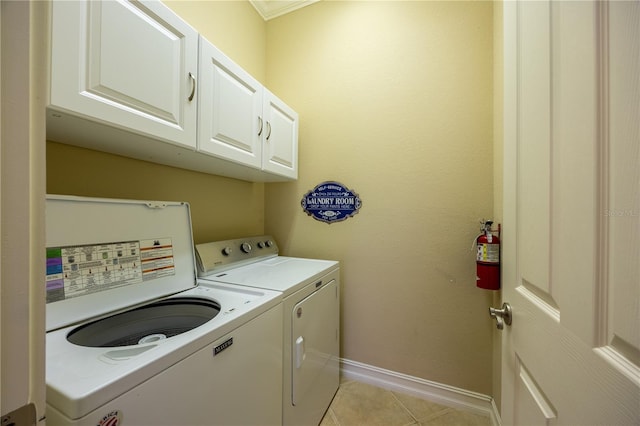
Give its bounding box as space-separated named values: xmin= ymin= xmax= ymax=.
xmin=222 ymin=247 xmax=233 ymax=256
xmin=240 ymin=242 xmax=252 ymax=253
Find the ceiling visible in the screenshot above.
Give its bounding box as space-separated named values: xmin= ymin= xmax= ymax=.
xmin=249 ymin=0 xmax=320 ymax=21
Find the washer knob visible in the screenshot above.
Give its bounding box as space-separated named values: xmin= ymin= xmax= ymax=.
xmin=265 ymin=240 xmax=274 ymax=248
xmin=257 ymin=241 xmax=265 ymax=249
xmin=221 ymin=247 xmax=233 ymax=256
xmin=240 ymin=242 xmax=252 ymax=253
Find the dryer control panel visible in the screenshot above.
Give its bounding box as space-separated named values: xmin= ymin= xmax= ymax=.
xmin=196 ymin=235 xmax=279 ymax=277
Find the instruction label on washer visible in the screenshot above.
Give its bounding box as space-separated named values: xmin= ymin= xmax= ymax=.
xmin=46 ymin=238 xmax=175 ymax=303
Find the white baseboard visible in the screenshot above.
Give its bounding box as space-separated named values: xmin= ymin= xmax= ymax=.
xmin=340 ymin=358 xmax=502 ymax=426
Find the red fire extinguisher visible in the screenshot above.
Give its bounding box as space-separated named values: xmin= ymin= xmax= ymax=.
xmin=476 ymin=220 xmax=500 ymax=290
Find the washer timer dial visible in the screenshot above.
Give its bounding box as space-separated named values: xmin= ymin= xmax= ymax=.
xmin=240 ymin=242 xmax=252 ymax=253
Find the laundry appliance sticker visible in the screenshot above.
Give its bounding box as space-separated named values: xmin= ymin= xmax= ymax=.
xmin=45 ymin=238 xmax=175 ymax=303
xmin=301 ymin=181 xmax=362 ymax=224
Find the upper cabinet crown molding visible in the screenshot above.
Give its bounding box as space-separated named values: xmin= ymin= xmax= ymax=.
xmin=249 ymin=0 xmax=320 ymax=21
xmin=48 ymin=0 xmax=298 ymax=183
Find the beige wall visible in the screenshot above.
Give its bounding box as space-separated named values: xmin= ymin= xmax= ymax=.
xmin=264 ymin=1 xmax=495 ymax=394
xmin=46 ymin=1 xmax=268 ymax=244
xmin=164 ymin=0 xmax=266 ymax=82
xmin=46 ymin=143 xmax=265 ymax=244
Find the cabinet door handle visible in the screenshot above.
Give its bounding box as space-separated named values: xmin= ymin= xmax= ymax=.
xmin=266 ymin=121 xmax=272 ymax=140
xmin=188 ymin=72 xmax=196 ymax=102
xmin=258 ymin=116 xmax=263 ymax=136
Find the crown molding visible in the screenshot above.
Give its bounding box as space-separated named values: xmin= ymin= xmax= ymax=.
xmin=249 ymin=0 xmax=320 ymax=21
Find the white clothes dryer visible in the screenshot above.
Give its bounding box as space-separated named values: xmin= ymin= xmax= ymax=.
xmin=45 ymin=196 xmax=283 ymax=426
xmin=196 ymin=236 xmax=340 ymax=426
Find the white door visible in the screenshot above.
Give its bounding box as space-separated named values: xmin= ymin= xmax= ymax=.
xmin=198 ymin=36 xmax=263 ymax=169
xmin=262 ymin=89 xmax=299 ymax=179
xmin=501 ymin=1 xmax=639 ymax=424
xmin=0 ymin=1 xmax=47 ymax=424
xmin=49 ymin=0 xmax=198 ymax=148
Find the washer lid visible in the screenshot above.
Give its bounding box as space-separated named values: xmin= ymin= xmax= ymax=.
xmin=45 ymin=195 xmax=197 ymax=331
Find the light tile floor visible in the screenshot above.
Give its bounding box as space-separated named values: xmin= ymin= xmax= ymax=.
xmin=320 ymin=379 xmax=492 ymax=426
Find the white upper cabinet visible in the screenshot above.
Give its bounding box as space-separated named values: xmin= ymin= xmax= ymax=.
xmin=48 ymin=0 xmax=298 ymax=182
xmin=262 ymin=89 xmax=298 ymax=179
xmin=198 ymin=40 xmax=263 ymax=169
xmin=49 ymin=0 xmax=198 ymax=149
xmin=198 ymin=37 xmax=298 ymax=180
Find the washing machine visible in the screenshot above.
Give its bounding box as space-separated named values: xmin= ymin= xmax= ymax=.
xmin=45 ymin=195 xmax=284 ymax=426
xmin=196 ymin=236 xmax=340 ymax=426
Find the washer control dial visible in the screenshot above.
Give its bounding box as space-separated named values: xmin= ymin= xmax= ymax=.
xmin=221 ymin=247 xmax=233 ymax=256
xmin=240 ymin=242 xmax=252 ymax=253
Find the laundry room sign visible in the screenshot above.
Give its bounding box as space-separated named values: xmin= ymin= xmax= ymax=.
xmin=301 ymin=181 xmax=362 ymax=224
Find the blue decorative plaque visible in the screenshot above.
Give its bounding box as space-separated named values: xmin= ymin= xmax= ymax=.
xmin=301 ymin=181 xmax=362 ymax=224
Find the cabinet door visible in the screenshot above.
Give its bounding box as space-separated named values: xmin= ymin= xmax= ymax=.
xmin=50 ymin=0 xmax=198 ymax=149
xmin=198 ymin=37 xmax=263 ymax=170
xmin=262 ymin=90 xmax=299 ymax=179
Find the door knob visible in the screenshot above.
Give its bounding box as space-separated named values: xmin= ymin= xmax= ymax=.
xmin=489 ymin=302 xmax=512 ymax=330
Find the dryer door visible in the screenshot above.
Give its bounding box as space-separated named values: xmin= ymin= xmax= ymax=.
xmin=291 ymin=279 xmax=339 ymax=406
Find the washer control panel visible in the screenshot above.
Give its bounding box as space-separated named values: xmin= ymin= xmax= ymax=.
xmin=195 ymin=235 xmax=278 ymax=277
